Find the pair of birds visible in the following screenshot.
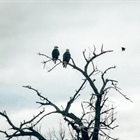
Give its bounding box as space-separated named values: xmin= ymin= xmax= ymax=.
xmin=52 ymin=46 xmax=71 ymax=68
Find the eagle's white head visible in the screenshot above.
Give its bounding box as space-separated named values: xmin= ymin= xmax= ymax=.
xmin=54 ymin=46 xmax=58 ymax=49
xmin=66 ymin=49 xmax=69 ymax=52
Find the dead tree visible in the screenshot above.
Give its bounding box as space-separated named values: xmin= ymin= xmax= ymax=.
xmin=0 ymin=45 xmax=132 ymax=140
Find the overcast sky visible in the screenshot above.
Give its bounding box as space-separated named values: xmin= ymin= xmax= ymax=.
xmin=0 ymin=0 xmax=140 ymax=140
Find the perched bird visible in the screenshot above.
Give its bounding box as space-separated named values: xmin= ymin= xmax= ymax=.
xmin=121 ymin=47 xmax=126 ymax=51
xmin=63 ymin=49 xmax=71 ymax=68
xmin=52 ymin=46 xmax=60 ymax=64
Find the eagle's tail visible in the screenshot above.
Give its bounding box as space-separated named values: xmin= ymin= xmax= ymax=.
xmin=54 ymin=60 xmax=56 ymax=64
xmin=53 ymin=58 xmax=56 ymax=64
xmin=63 ymin=61 xmax=67 ymax=68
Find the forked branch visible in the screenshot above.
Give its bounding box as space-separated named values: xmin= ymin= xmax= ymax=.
xmin=0 ymin=110 xmax=46 ymax=140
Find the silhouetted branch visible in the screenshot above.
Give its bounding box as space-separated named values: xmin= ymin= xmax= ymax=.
xmin=84 ymin=45 xmax=113 ymax=74
xmin=100 ymin=129 xmax=118 ymax=140
xmin=65 ymin=79 xmax=87 ymax=113
xmin=93 ymin=45 xmax=96 ymax=55
xmin=83 ymin=49 xmax=88 ymax=62
xmin=101 ymin=44 xmax=104 ymax=53
xmin=23 ymin=85 xmax=61 ymax=111
xmin=101 ymin=66 xmax=116 ymax=84
xmin=70 ymin=57 xmax=76 ymax=66
xmin=48 ymin=61 xmax=61 ymax=72
xmin=23 ymin=85 xmax=85 ymax=128
xmin=20 ymin=108 xmax=45 ymax=128
xmin=0 ymin=110 xmax=46 ymax=140
xmin=38 ymin=52 xmax=62 ymax=71
xmin=115 ymin=88 xmax=133 ymax=103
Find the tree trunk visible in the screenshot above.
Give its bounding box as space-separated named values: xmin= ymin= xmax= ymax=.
xmin=92 ymin=95 xmax=102 ymax=140
xmin=81 ymin=128 xmax=89 ymax=140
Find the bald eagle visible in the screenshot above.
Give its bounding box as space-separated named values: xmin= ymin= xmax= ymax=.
xmin=63 ymin=49 xmax=71 ymax=68
xmin=52 ymin=46 xmax=60 ymax=64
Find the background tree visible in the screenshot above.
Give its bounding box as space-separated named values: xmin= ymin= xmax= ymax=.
xmin=0 ymin=45 xmax=131 ymax=140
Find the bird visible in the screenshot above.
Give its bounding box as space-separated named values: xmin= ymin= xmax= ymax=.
xmin=52 ymin=46 xmax=60 ymax=64
xmin=121 ymin=47 xmax=126 ymax=51
xmin=63 ymin=49 xmax=71 ymax=68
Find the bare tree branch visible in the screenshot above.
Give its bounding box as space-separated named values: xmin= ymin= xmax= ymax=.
xmin=23 ymin=85 xmax=61 ymax=111
xmin=65 ymin=79 xmax=87 ymax=113
xmin=83 ymin=49 xmax=88 ymax=62
xmin=48 ymin=62 xmax=61 ymax=72
xmin=0 ymin=110 xmax=46 ymax=140
xmin=38 ymin=52 xmax=62 ymax=72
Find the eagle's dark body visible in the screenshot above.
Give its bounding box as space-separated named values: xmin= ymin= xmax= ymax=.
xmin=52 ymin=46 xmax=60 ymax=64
xmin=63 ymin=49 xmax=71 ymax=68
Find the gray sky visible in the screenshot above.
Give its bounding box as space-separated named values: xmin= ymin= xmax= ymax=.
xmin=0 ymin=0 xmax=140 ymax=139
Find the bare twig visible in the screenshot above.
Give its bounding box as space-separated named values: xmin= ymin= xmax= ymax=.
xmin=38 ymin=52 xmax=52 ymax=59
xmin=101 ymin=66 xmax=116 ymax=84
xmin=0 ymin=111 xmax=46 ymax=140
xmin=65 ymin=79 xmax=87 ymax=113
xmin=48 ymin=61 xmax=61 ymax=72
xmin=23 ymin=85 xmax=61 ymax=111
xmin=83 ymin=49 xmax=88 ymax=62
xmin=38 ymin=52 xmax=62 ymax=72
xmin=115 ymin=88 xmax=133 ymax=103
